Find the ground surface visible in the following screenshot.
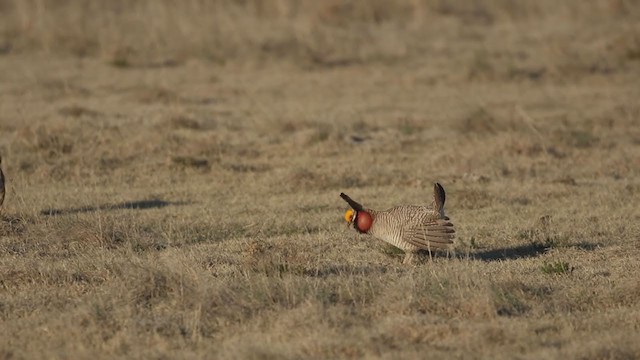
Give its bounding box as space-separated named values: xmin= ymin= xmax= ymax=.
xmin=1 ymin=1 xmax=640 ymax=359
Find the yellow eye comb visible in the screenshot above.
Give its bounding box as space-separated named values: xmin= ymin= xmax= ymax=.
xmin=344 ymin=209 xmax=354 ymax=223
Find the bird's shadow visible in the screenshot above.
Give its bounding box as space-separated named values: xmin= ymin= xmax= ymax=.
xmin=466 ymin=243 xmax=549 ymax=262
xmin=466 ymin=242 xmax=602 ymax=262
xmin=41 ymin=199 xmax=191 ymax=216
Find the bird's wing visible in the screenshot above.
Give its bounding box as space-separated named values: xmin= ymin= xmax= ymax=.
xmin=402 ymin=218 xmax=455 ymax=250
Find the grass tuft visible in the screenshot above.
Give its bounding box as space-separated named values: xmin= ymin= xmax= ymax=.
xmin=541 ymin=261 xmax=572 ymax=275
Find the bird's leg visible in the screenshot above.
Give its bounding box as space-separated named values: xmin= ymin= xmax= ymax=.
xmin=403 ymin=252 xmax=416 ymax=265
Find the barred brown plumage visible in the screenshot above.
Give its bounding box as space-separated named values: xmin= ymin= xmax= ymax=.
xmin=340 ymin=183 xmax=455 ymax=264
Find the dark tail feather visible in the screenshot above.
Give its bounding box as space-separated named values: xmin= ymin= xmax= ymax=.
xmin=433 ymin=183 xmax=445 ymax=213
xmin=340 ymin=193 xmax=365 ymax=212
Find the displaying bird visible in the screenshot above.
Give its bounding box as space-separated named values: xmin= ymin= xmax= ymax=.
xmin=0 ymin=155 xmax=5 ymax=207
xmin=340 ymin=183 xmax=455 ymax=264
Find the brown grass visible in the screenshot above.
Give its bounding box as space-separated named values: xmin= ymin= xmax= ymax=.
xmin=1 ymin=1 xmax=640 ymax=359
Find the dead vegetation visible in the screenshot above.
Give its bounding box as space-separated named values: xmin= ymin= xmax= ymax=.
xmin=0 ymin=0 xmax=640 ymax=359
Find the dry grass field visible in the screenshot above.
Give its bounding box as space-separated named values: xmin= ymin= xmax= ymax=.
xmin=1 ymin=1 xmax=640 ymax=359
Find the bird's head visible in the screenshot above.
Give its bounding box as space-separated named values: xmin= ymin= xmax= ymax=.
xmin=344 ymin=209 xmax=355 ymax=224
xmin=340 ymin=193 xmax=373 ymax=234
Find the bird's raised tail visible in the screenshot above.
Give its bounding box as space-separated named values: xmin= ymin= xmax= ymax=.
xmin=433 ymin=182 xmax=446 ymax=219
